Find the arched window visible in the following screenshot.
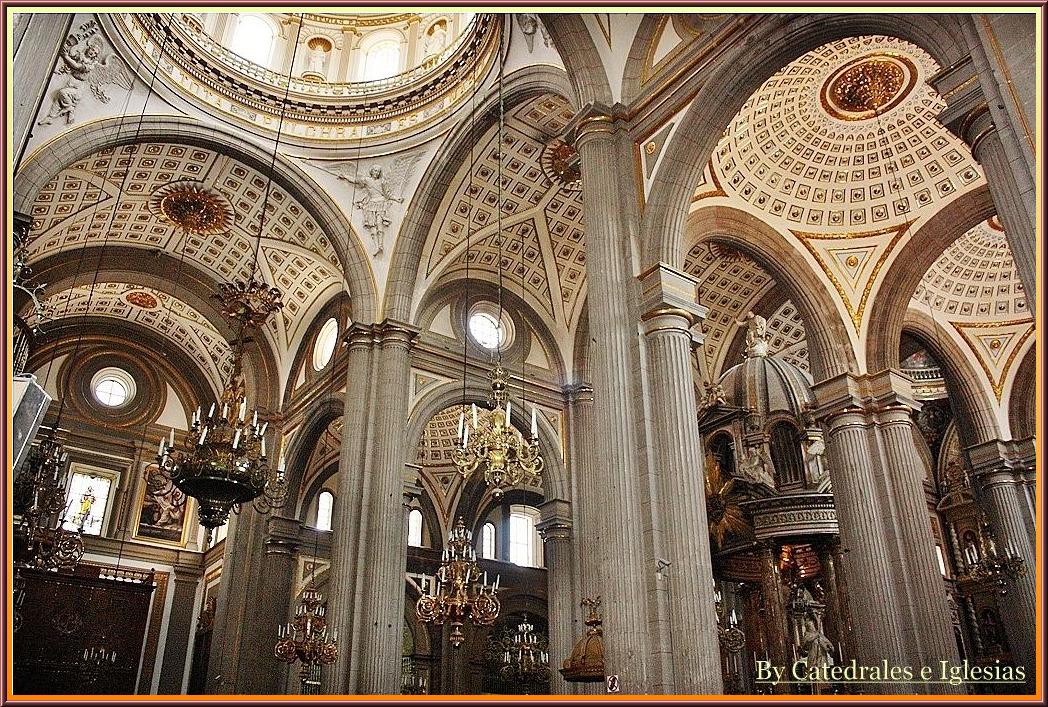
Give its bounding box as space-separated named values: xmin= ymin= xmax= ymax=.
xmin=315 ymin=490 xmax=334 ymax=531
xmin=708 ymin=433 xmax=736 ymax=477
xmin=362 ymin=39 xmax=401 ymax=81
xmin=509 ymin=505 xmax=542 ymax=568
xmin=480 ymin=522 xmax=496 ymax=560
xmin=407 ymin=508 xmax=423 ymax=547
xmin=769 ymin=422 xmax=805 ymax=488
xmin=230 ymin=14 xmax=275 ymax=66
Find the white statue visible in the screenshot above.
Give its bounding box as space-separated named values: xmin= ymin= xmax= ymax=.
xmin=38 ymin=32 xmax=132 ymax=126
xmin=516 ymin=14 xmax=551 ymax=52
xmin=737 ymin=445 xmax=776 ymax=490
xmin=306 ymin=45 xmax=327 ymax=75
xmin=800 ymin=614 xmax=835 ymax=671
xmin=319 ymin=154 xmax=423 ymax=255
xmin=424 ymin=22 xmax=448 ymax=58
xmin=737 ymin=310 xmax=769 ymax=357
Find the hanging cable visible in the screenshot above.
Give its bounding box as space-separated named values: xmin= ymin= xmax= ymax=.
xmin=494 ymin=21 xmax=506 ymax=364
xmin=461 ymin=42 xmax=481 ymax=411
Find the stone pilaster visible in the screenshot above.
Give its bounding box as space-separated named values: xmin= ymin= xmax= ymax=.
xmin=537 ymin=500 xmax=576 ymax=695
xmin=638 ymin=263 xmax=722 ymax=694
xmin=324 ymin=324 xmax=375 ymax=693
xmin=12 ymin=14 xmax=72 ymax=168
xmin=570 ymin=105 xmax=654 ymax=693
xmin=356 ymin=320 xmax=419 ymax=694
xmin=814 ymin=371 xmax=961 ymax=694
xmin=966 ymin=440 xmax=1036 ymax=687
xmin=157 ymin=563 xmax=203 ymax=694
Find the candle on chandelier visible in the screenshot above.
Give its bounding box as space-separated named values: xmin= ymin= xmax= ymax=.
xmin=158 ymin=438 xmax=165 ymax=457
xmin=208 ymin=402 xmax=216 ymax=418
xmin=463 ymin=426 xmax=470 ymax=446
xmin=261 ymin=437 xmax=266 ymax=457
xmin=457 ymin=411 xmax=464 ymax=440
xmin=199 ymin=426 xmax=209 ymax=445
xmin=169 ymin=428 xmax=176 ymax=447
xmin=531 ymin=406 xmax=537 ymax=436
xmin=506 ymin=401 xmax=512 ymax=421
xmin=233 ymin=429 xmax=242 ymax=449
xmin=239 ymin=398 xmax=248 ymax=421
xmin=472 ymin=403 xmax=478 ymax=427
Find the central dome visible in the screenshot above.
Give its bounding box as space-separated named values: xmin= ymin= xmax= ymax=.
xmin=719 ymin=353 xmax=815 ymax=420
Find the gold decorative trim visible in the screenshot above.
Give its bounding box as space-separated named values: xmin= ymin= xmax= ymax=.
xmin=791 ymin=224 xmax=910 ymax=332
xmin=818 ymin=52 xmax=919 ymax=122
xmin=950 ymin=318 xmax=1035 ymax=400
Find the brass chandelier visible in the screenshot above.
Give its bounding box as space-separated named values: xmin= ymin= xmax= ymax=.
xmin=14 ymin=433 xmax=84 ymax=571
xmin=274 ymin=583 xmax=338 ymax=694
xmin=154 ymin=278 xmax=287 ymax=530
xmin=416 ymin=516 xmax=501 ymax=647
xmin=452 ymin=364 xmax=543 ymax=498
xmin=962 ymin=520 xmax=1027 ymax=595
xmin=498 ymin=614 xmax=551 ymax=689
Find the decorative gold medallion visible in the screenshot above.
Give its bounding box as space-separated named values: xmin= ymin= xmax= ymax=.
xmin=820 ymin=53 xmax=918 ymax=121
xmin=149 ymin=180 xmax=233 ymax=235
xmin=540 ymin=139 xmax=582 ymax=192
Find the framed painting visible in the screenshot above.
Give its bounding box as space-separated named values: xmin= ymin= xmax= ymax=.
xmin=133 ymin=463 xmax=192 ymax=546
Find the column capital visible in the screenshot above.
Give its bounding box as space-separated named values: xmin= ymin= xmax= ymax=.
xmin=374 ymin=318 xmax=420 ymax=350
xmin=964 ymin=438 xmax=1028 ymax=487
xmin=638 ymin=262 xmax=708 ymax=336
xmin=929 ymin=55 xmax=997 ymax=154
xmin=811 ymin=370 xmax=920 ymax=423
xmin=566 ymin=102 xmax=630 ymax=146
xmin=265 ymin=515 xmax=303 ymax=554
xmin=565 ymin=383 xmax=594 ymax=405
xmin=537 ymin=498 xmax=572 ymax=542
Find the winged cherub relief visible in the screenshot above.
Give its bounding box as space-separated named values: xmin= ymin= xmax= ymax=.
xmin=38 ymin=26 xmax=133 ymax=126
xmin=318 ymin=154 xmax=422 ymax=255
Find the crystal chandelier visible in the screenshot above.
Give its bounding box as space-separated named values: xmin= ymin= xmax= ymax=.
xmin=154 ymin=277 xmax=287 ymax=530
xmin=452 ymin=364 xmax=544 ymax=498
xmin=416 ymin=516 xmax=501 ymax=647
xmin=274 ymin=583 xmax=339 ymax=694
xmin=498 ymin=614 xmax=551 ymax=689
xmin=14 ymin=433 xmax=84 ymax=571
xmin=962 ymin=520 xmax=1026 ymax=595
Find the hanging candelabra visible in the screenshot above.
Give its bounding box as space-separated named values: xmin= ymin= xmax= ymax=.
xmin=79 ymin=645 xmax=118 ymax=685
xmin=962 ymin=520 xmax=1026 ymax=595
xmin=274 ymin=583 xmax=339 ymax=694
xmin=154 ymin=278 xmax=288 ymax=529
xmin=451 ymin=364 xmax=543 ymax=498
xmin=401 ymin=660 xmax=428 ymax=695
xmin=498 ymin=614 xmax=551 ymax=691
xmin=14 ymin=433 xmax=84 ymax=571
xmin=416 ymin=516 xmax=501 ymax=647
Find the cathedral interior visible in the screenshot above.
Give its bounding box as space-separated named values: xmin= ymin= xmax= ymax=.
xmin=7 ymin=10 xmax=1041 ymax=698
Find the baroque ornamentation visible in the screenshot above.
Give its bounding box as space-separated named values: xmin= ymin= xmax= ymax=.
xmin=149 ymin=181 xmax=234 ymax=235
xmin=319 ymin=154 xmax=423 ymax=255
xmin=704 ymin=454 xmax=753 ymax=548
xmin=540 ymin=139 xmax=582 ymax=192
xmin=821 ymin=54 xmax=916 ymax=120
xmin=38 ymin=20 xmax=132 ymax=126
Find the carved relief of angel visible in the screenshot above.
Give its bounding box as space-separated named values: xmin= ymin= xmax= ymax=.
xmin=38 ymin=34 xmax=133 ymax=126
xmin=318 ymin=154 xmax=422 ymax=256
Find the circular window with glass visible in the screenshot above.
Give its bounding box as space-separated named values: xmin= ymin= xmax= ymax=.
xmin=90 ymin=367 xmax=137 ymax=408
xmin=467 ymin=305 xmax=515 ymax=352
xmin=312 ymin=317 xmax=340 ymax=370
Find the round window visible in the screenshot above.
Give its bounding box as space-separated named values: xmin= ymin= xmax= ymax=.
xmin=468 ymin=312 xmax=504 ymax=350
xmin=90 ymin=367 xmax=137 ymax=408
xmin=312 ymin=318 xmax=339 ymax=370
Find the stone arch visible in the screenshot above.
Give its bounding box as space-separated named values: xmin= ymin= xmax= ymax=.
xmin=404 ymin=381 xmax=569 ymax=505
xmin=537 ymin=14 xmax=612 ymax=106
xmin=25 ymin=246 xmax=281 ymax=410
xmin=14 ymin=114 xmax=377 ymax=323
xmin=901 ymin=308 xmax=1001 ymax=447
xmin=1006 ymin=346 xmax=1036 ymax=441
xmin=687 ymin=205 xmax=857 ymax=381
xmin=642 ymin=14 xmax=970 ymax=271
xmin=866 ymin=184 xmax=995 ymax=372
xmin=284 ymin=394 xmax=345 ymax=519
xmin=281 ymin=292 xmax=353 ymax=408
xmin=383 ymin=65 xmax=575 ymax=323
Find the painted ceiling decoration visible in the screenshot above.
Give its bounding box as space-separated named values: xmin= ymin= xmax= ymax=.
xmin=913 ymin=217 xmax=1033 ymax=401
xmin=113 ymin=12 xmax=499 ymax=145
xmin=27 ymin=282 xmax=233 ymax=395
xmin=421 ymin=93 xmax=588 ymax=333
xmin=26 ymin=142 xmax=344 ymax=368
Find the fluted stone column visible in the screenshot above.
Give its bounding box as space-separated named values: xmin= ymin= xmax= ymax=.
xmin=565 ymin=385 xmax=602 ymax=695
xmin=570 ymin=106 xmax=653 ymax=692
xmin=356 ymin=321 xmax=419 ymax=694
xmin=324 ymin=325 xmax=375 ymax=693
xmin=878 ymin=405 xmax=961 ymax=676
xmin=816 ymin=372 xmax=962 ymax=694
xmin=158 ymin=566 xmax=203 ymax=694
xmin=639 ymin=264 xmax=722 ymax=694
xmin=538 ymin=501 xmax=577 ymax=695
xmin=967 ymin=442 xmax=1036 ymax=687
